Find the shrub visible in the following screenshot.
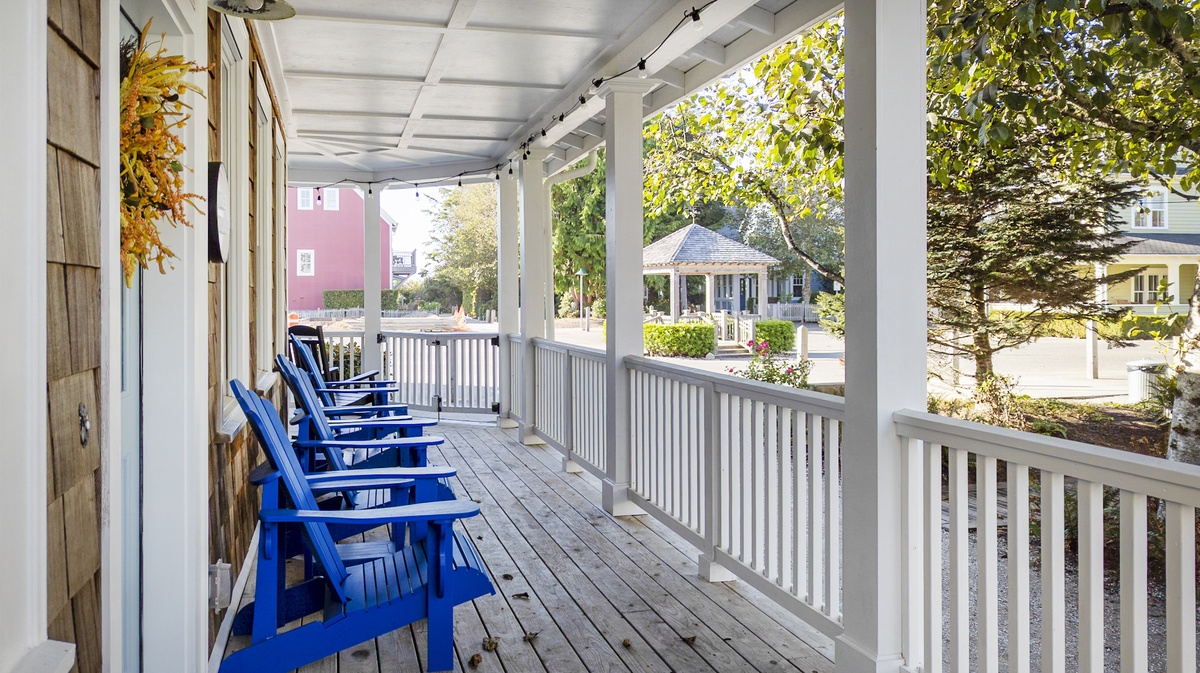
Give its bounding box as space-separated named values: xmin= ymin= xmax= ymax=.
xmin=323 ymin=289 xmax=402 ymax=310
xmin=730 ymin=340 xmax=812 ymax=389
xmin=753 ymin=320 xmax=795 ymax=353
xmin=591 ymin=296 xmax=606 ymax=318
xmin=988 ymin=310 xmax=1185 ymax=341
xmin=644 ymin=323 xmax=715 ymax=357
xmin=558 ymin=293 xmax=579 ymax=318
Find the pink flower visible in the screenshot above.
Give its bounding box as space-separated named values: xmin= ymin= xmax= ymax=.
xmin=747 ymin=339 xmax=756 ymax=347
xmin=787 ymin=367 xmax=794 ymax=374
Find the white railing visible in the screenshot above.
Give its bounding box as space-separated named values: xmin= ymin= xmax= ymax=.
xmin=379 ymin=331 xmax=499 ymax=413
xmin=895 ymin=410 xmax=1200 ymax=673
xmin=767 ymin=303 xmax=817 ymax=322
xmin=323 ymin=330 xmax=366 ymax=379
xmin=529 ymin=339 xmax=607 ymax=477
xmin=577 ymin=355 xmax=843 ymax=637
xmin=507 ymin=334 xmax=523 ymax=422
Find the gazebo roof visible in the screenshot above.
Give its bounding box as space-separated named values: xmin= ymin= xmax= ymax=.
xmin=642 ymin=224 xmax=779 ymax=269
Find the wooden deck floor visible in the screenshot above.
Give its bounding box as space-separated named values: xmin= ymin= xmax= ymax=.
xmin=225 ymin=422 xmax=835 ymax=673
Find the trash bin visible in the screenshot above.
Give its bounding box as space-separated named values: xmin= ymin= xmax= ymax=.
xmin=1127 ymin=359 xmax=1167 ymax=403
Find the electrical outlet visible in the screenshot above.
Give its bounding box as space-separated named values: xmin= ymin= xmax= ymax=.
xmin=209 ymin=560 xmax=232 ymax=610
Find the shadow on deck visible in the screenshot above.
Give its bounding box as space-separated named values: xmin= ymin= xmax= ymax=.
xmin=224 ymin=422 xmax=835 ymax=673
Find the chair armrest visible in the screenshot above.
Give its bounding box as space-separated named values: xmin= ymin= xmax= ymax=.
xmin=261 ymin=500 xmax=480 ymax=526
xmin=296 ymin=435 xmax=445 ymax=450
xmin=322 ymin=404 xmax=410 ymax=417
xmin=308 ymin=476 xmax=414 ymax=493
xmin=306 ymin=465 xmax=456 ymax=483
xmin=323 ymin=379 xmax=398 ymax=388
xmin=344 ymin=369 xmax=381 ymax=382
xmin=327 ymin=418 xmax=437 ymax=430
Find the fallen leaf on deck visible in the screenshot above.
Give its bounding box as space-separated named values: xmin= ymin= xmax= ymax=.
xmin=621 ymin=638 xmax=632 ymax=648
xmin=502 ymin=573 xmax=513 ymax=580
xmin=472 ymin=498 xmax=482 ymax=503
xmin=468 ymin=653 xmax=482 ymax=668
xmin=483 ymin=637 xmax=500 ymax=652
xmin=681 ymin=635 xmax=697 ymax=645
xmin=523 ymin=632 xmax=540 ymax=643
xmin=511 ymin=592 xmax=530 ymax=599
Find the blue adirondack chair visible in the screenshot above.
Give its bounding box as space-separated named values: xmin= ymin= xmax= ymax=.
xmin=289 ymin=333 xmax=396 ymax=408
xmin=221 ymin=386 xmax=494 ymax=673
xmin=277 ymin=355 xmax=439 ymax=469
xmin=232 ymin=380 xmax=454 ymax=547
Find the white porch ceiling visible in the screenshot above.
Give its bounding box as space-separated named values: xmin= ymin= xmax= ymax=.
xmin=262 ymin=0 xmax=841 ymax=185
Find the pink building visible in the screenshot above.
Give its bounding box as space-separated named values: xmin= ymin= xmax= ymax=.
xmin=287 ymin=186 xmax=394 ymax=310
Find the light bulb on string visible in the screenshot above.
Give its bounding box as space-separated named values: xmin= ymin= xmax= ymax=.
xmin=689 ymin=7 xmax=703 ymax=31
xmin=637 ymin=58 xmax=648 ymax=79
xmin=315 ymin=188 xmax=322 ymax=204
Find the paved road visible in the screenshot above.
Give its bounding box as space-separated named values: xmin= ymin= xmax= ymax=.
xmin=538 ymin=324 xmax=1168 ymax=401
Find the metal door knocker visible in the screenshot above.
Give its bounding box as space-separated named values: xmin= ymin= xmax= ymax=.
xmin=79 ymin=403 xmax=91 ymax=446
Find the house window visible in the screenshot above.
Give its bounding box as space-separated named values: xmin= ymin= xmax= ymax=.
xmin=1132 ymin=186 xmax=1168 ymax=229
xmin=322 ymin=187 xmax=339 ymax=211
xmin=791 ymin=274 xmax=804 ymax=301
xmin=297 ymin=250 xmax=315 ymax=276
xmin=298 ymin=187 xmax=314 ymax=210
xmin=1133 ymin=272 xmax=1162 ymax=304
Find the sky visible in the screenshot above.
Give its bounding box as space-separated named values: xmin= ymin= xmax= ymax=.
xmin=381 ymin=187 xmax=442 ymax=278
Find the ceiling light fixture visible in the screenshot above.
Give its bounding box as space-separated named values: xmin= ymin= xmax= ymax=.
xmin=208 ymin=0 xmax=296 ymax=20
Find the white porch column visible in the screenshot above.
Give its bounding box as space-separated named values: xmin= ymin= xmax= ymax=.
xmin=734 ymin=273 xmax=743 ymax=311
xmin=601 ymin=78 xmax=655 ymax=516
xmin=758 ymin=270 xmax=769 ymax=317
xmin=839 ymin=0 xmax=927 ymax=671
xmin=705 ymin=273 xmax=716 ymax=314
xmin=497 ymin=170 xmax=520 ymax=427
xmin=669 ymin=268 xmax=681 ymax=321
xmin=362 ymin=187 xmax=383 ymax=373
xmin=1167 ymin=261 xmax=1181 ymax=305
xmin=519 ymin=149 xmax=552 ymax=443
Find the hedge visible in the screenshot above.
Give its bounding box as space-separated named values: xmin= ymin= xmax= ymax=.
xmin=323 ymin=289 xmax=402 ymax=310
xmin=988 ymin=310 xmax=1185 ymax=340
xmin=753 ymin=319 xmax=795 ymax=353
xmin=644 ymin=323 xmax=715 ymax=357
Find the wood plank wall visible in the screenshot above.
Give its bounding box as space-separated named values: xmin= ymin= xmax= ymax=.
xmin=46 ymin=1 xmax=103 ymax=671
xmin=206 ymin=10 xmax=288 ymax=646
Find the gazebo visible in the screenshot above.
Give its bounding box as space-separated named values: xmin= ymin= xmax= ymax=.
xmin=642 ymin=224 xmax=779 ymax=320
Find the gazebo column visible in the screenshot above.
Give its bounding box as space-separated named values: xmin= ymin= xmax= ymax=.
xmin=519 ymin=148 xmax=553 ymax=444
xmin=669 ymin=268 xmax=681 ymax=321
xmin=600 ymin=77 xmax=654 ymax=516
xmin=758 ymin=269 xmax=769 ymax=317
xmin=734 ymin=273 xmax=742 ymax=311
xmin=496 ymin=169 xmax=519 ymax=427
xmin=705 ymin=273 xmax=715 ymax=314
xmin=838 ymin=0 xmax=926 ymax=671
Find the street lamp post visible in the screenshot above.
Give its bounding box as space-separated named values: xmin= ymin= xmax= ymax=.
xmin=576 ymin=268 xmax=588 ymax=330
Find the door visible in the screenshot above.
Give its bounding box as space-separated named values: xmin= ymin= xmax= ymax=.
xmin=120 ymin=267 xmax=143 ymax=669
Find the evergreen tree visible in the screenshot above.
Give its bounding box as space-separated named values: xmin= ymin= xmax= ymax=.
xmin=426 ymin=183 xmax=498 ymax=316
xmin=927 ymin=137 xmax=1140 ymax=380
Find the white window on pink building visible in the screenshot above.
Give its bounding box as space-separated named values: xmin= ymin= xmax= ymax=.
xmin=322 ymin=187 xmax=340 ymax=210
xmin=297 ymin=249 xmax=315 ymax=276
xmin=297 ymin=187 xmax=314 ymax=210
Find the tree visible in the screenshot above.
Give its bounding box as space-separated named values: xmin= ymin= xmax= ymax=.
xmin=927 ymin=136 xmax=1140 ymax=380
xmin=426 ymin=183 xmax=498 ymax=316
xmin=729 ymin=200 xmax=844 ymax=299
xmin=550 ymin=149 xmax=726 ymax=315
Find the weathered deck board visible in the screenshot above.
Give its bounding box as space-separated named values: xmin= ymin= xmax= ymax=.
xmin=223 ymin=422 xmax=835 ymax=673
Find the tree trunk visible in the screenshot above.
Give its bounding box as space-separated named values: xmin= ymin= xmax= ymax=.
xmin=972 ymin=330 xmax=995 ymax=382
xmin=1167 ymin=273 xmax=1200 ymax=465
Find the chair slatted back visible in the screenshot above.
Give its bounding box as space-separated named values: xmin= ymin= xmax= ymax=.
xmin=276 ymin=355 xmax=350 ymax=469
xmin=288 ymin=333 xmax=337 ymax=406
xmin=289 ymin=324 xmax=335 ymax=382
xmin=230 ymin=380 xmax=350 ymax=602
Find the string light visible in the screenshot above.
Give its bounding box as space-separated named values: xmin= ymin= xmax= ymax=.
xmin=689 ymin=6 xmax=704 ymax=31
xmin=637 ymin=58 xmax=648 ymax=79
xmin=315 ymin=187 xmax=322 ymax=203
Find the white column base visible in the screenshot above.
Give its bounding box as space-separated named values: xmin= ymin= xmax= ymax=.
xmin=601 ymin=481 xmax=645 ymax=516
xmin=834 ymin=636 xmax=907 ymax=673
xmin=698 ymin=555 xmax=737 ymax=583
xmin=496 ymin=417 xmax=518 ymax=429
xmin=562 ymin=457 xmax=584 ymax=473
xmin=10 ymin=641 xmax=75 ymax=673
xmin=520 ymin=426 xmax=546 ymax=446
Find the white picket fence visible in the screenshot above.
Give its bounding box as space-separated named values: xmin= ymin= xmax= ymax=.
xmin=529 ymin=339 xmax=608 ymax=477
xmin=895 ymin=410 xmax=1199 ymax=673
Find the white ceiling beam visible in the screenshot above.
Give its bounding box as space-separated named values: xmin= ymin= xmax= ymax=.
xmin=735 ymin=6 xmax=776 ymax=34
xmin=297 ymin=134 xmax=396 ymax=148
xmin=286 ymin=71 xmax=563 ymax=91
xmin=530 ymin=95 xmax=605 ymax=149
xmin=296 ymin=129 xmax=403 ymax=139
xmin=291 ymin=11 xmax=618 ymax=41
xmin=545 ymin=133 xmax=605 ymax=176
xmin=301 ymin=139 xmax=378 ymax=172
xmin=577 ymin=120 xmax=605 ymax=137
xmin=641 ymin=0 xmax=758 ymax=73
xmin=655 ymin=66 xmax=687 ymax=89
xmin=688 ymin=40 xmax=727 ymax=66
xmin=558 ymin=133 xmax=587 ymax=150
xmin=406 ymin=145 xmax=497 ymax=160
xmin=412 ymin=133 xmax=510 ymax=142
xmin=293 ymin=109 xmax=527 ymax=124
